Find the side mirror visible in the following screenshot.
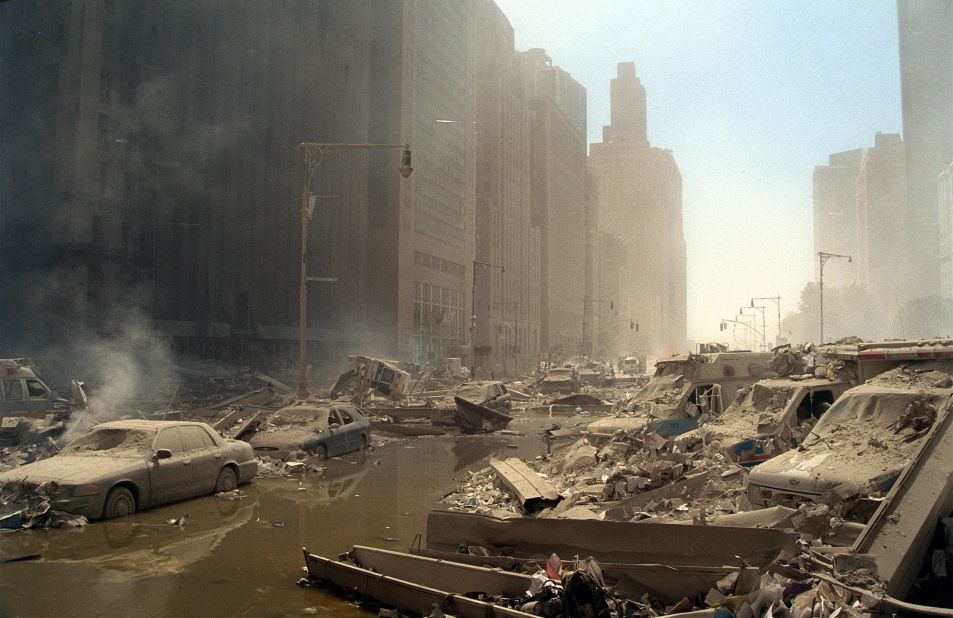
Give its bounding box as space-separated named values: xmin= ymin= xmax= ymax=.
xmin=155 ymin=449 xmax=173 ymax=460
xmin=329 ymin=422 xmax=341 ymax=430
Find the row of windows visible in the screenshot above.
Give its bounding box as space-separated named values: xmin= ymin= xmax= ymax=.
xmin=413 ymin=282 xmax=464 ymax=342
xmin=414 ymin=251 xmax=465 ymax=277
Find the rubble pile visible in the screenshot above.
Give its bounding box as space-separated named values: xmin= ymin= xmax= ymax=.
xmin=770 ymin=344 xmax=815 ymax=378
xmin=0 ymin=480 xmax=88 ymax=529
xmin=540 ymin=433 xmax=750 ymax=523
xmin=255 ymin=456 xmax=325 ymax=478
xmin=443 ymin=430 xmax=752 ymax=524
xmin=0 ymin=439 xmax=59 ymax=474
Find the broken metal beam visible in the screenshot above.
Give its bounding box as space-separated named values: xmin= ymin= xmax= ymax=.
xmin=490 ymin=457 xmax=561 ymax=511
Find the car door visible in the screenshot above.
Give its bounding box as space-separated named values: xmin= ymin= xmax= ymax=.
xmin=1 ymin=379 xmax=25 ymax=414
xmin=180 ymin=425 xmax=221 ymax=496
xmin=325 ymin=409 xmax=347 ymax=456
xmin=334 ymin=405 xmax=361 ymax=453
xmin=23 ymin=378 xmax=53 ymax=413
xmin=149 ymin=427 xmax=194 ymax=505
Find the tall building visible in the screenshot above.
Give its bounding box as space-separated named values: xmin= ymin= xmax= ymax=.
xmin=855 ymin=133 xmax=908 ymax=299
xmin=588 ymin=62 xmax=686 ymax=355
xmin=0 ymin=0 xmax=379 ymax=380
xmin=519 ymin=49 xmax=587 ymax=360
xmin=365 ymin=1 xmax=475 ymax=366
xmin=813 ymin=149 xmax=865 ymax=286
xmin=939 ymin=162 xmax=953 ymax=301
xmin=897 ymin=0 xmax=953 ymax=296
xmin=469 ymin=0 xmax=539 ymax=376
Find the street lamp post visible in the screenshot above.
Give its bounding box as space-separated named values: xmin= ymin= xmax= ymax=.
xmin=741 ymin=305 xmax=767 ymax=351
xmin=817 ymin=251 xmax=852 ymax=344
xmin=470 ymin=259 xmax=504 ymax=379
xmin=751 ymin=295 xmax=782 ymax=346
xmin=720 ymin=318 xmax=765 ymax=350
xmin=295 ymin=142 xmax=413 ymax=399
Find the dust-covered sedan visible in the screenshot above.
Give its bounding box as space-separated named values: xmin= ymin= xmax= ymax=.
xmin=0 ymin=420 xmax=257 ymax=520
xmin=247 ymin=403 xmax=370 ymax=460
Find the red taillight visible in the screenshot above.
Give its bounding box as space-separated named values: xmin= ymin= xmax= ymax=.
xmin=760 ymin=489 xmax=773 ymax=500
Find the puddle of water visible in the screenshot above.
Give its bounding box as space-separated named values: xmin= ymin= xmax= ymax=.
xmin=0 ymin=417 xmax=554 ymax=616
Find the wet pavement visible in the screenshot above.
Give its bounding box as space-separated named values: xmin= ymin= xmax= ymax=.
xmin=0 ymin=415 xmax=558 ymax=617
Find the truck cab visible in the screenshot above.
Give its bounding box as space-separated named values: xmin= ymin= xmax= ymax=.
xmin=678 ymin=378 xmax=851 ymax=466
xmin=746 ymin=367 xmax=953 ymax=512
xmin=0 ymin=358 xmax=70 ymax=419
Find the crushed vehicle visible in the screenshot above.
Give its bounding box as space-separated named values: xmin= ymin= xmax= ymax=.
xmin=0 ymin=420 xmax=257 ymax=521
xmin=677 ymin=378 xmax=850 ymax=466
xmin=588 ymin=351 xmax=775 ymax=440
xmin=683 ymin=339 xmax=953 ymax=467
xmin=746 ymin=366 xmax=953 ymax=512
xmin=451 ymin=396 xmax=513 ymax=434
xmin=451 ymin=381 xmax=511 ymax=411
xmin=539 ymin=366 xmax=581 ymax=395
xmin=576 ymin=361 xmax=611 ymax=387
xmin=247 ymin=403 xmax=370 ymax=460
xmin=330 ymin=355 xmax=412 ymax=401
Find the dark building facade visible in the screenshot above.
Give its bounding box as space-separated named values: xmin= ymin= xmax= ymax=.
xmin=1 ymin=0 xmax=487 ymax=382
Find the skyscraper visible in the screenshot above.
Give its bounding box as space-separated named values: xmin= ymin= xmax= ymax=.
xmin=897 ymin=0 xmax=953 ymax=296
xmin=855 ymin=133 xmax=908 ymax=299
xmin=469 ymin=0 xmax=539 ymax=375
xmin=519 ymin=48 xmax=587 ymax=359
xmin=588 ymin=63 xmax=686 ymax=355
xmin=813 ymin=148 xmax=865 ymax=286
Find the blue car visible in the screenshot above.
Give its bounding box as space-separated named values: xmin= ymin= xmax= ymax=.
xmin=248 ymin=403 xmax=370 ymax=461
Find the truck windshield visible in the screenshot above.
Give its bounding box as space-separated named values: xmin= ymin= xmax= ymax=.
xmin=805 ymin=390 xmax=947 ymax=444
xmin=635 ymin=373 xmax=685 ymax=400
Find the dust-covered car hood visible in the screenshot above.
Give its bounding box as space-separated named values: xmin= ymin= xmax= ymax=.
xmin=0 ymin=455 xmax=143 ymax=485
xmin=248 ymin=427 xmax=326 ymax=451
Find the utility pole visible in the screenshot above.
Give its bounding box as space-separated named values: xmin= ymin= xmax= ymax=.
xmin=470 ymin=260 xmax=504 ymax=379
xmin=752 ymin=295 xmax=782 ymax=347
xmin=295 ymin=142 xmax=413 ymax=399
xmin=817 ymin=251 xmax=852 ymax=344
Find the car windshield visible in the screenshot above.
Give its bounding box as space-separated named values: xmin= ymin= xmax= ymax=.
xmin=549 ymin=369 xmax=572 ymax=376
xmin=60 ymin=427 xmax=154 ymax=458
xmin=269 ymin=406 xmax=331 ymax=430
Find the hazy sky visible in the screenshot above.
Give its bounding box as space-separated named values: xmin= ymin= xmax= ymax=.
xmin=495 ymin=0 xmax=902 ymax=345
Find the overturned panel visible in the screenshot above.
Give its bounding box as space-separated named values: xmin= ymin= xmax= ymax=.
xmin=303 ymin=549 xmax=534 ymax=618
xmin=851 ymin=401 xmax=953 ymax=597
xmin=425 ymin=510 xmax=794 ymax=568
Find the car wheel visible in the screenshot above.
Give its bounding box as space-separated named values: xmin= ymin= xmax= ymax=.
xmin=102 ymin=487 xmax=136 ymax=519
xmin=215 ymin=467 xmax=238 ymax=493
xmin=313 ymin=445 xmax=327 ymax=462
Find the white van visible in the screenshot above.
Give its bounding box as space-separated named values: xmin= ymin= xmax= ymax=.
xmin=0 ymin=358 xmax=71 ymax=418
